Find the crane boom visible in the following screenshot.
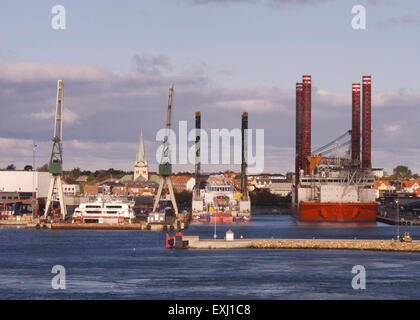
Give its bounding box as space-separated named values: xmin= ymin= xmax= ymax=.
xmin=312 ymin=130 xmax=351 ymax=155
xmin=160 ymin=86 xmax=174 ymax=168
xmin=153 ymin=86 xmax=178 ymax=216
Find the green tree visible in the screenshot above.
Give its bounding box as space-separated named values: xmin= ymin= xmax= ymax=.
xmin=96 ymin=170 xmax=110 ymax=182
xmin=393 ymin=165 xmax=412 ymax=179
xmin=68 ymin=168 xmax=81 ymax=181
xmin=6 ymin=164 xmax=16 ymax=170
xmin=174 ymin=190 xmax=193 ymax=208
xmin=249 ymin=189 xmax=290 ymax=208
xmin=38 ymin=164 xmax=49 ymax=172
xmin=86 ymin=174 xmax=96 ymax=185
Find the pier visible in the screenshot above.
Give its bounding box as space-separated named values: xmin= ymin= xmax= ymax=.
xmin=0 ymin=218 xmax=187 ymax=231
xmin=377 ymin=215 xmax=420 ymax=226
xmin=178 ymin=235 xmax=420 ymax=252
xmin=48 ymin=222 xmax=183 ymax=231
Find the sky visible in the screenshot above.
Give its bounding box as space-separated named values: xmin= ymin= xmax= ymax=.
xmin=1 ymin=0 xmax=420 ymax=174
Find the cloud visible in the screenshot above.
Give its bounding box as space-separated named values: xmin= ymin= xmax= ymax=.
xmin=186 ymin=0 xmax=329 ymax=5
xmin=383 ymin=123 xmax=401 ymax=138
xmin=376 ymin=10 xmax=420 ymax=27
xmin=1 ymin=60 xmax=420 ymax=174
xmin=0 ymin=62 xmax=111 ymax=83
xmin=30 ymin=108 xmax=79 ymax=124
xmin=373 ymin=147 xmax=420 ymax=174
xmin=132 ymin=54 xmax=173 ymax=75
xmin=0 ymin=137 xmax=154 ymax=171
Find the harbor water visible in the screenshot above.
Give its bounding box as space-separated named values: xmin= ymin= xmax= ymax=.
xmin=1 ymin=215 xmax=420 ymax=299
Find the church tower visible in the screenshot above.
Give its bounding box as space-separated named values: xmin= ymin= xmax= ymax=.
xmin=134 ymin=129 xmax=149 ymax=181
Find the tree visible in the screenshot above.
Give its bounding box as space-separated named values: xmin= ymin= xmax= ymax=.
xmin=393 ymin=165 xmax=412 ymax=179
xmin=86 ymin=174 xmax=96 ymax=185
xmin=249 ymin=189 xmax=290 ymax=207
xmin=38 ymin=164 xmax=49 ymax=172
xmin=68 ymin=168 xmax=81 ymax=181
xmin=24 ymin=165 xmax=33 ymax=171
xmin=6 ymin=164 xmax=16 ymax=170
xmin=174 ymin=190 xmax=192 ymax=208
xmin=96 ymin=170 xmax=110 ymax=182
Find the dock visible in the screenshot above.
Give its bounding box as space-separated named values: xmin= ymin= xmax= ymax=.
xmin=179 ymin=235 xmax=420 ymax=252
xmin=34 ymin=222 xmax=185 ymax=231
xmin=376 ymin=215 xmax=420 ymax=226
xmin=47 ymin=223 xmax=177 ymax=231
xmin=1 ymin=219 xmax=186 ymax=231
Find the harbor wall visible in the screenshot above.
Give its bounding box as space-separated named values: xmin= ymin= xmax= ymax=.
xmin=183 ymin=236 xmax=420 ymax=252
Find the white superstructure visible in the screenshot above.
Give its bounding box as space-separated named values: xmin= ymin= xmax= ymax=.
xmin=296 ymin=166 xmax=376 ymax=204
xmin=73 ymin=197 xmax=135 ymax=224
xmin=192 ymin=174 xmax=250 ymax=216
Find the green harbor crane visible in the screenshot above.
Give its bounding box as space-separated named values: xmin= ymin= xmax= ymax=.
xmin=44 ymin=80 xmax=67 ymax=220
xmin=152 ymin=86 xmax=178 ymax=215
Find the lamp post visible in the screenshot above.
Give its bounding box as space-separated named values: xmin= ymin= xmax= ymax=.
xmin=211 ymin=206 xmax=216 ymax=239
xmin=395 ymin=199 xmax=400 ymax=241
xmin=32 ymin=142 xmax=37 ymax=219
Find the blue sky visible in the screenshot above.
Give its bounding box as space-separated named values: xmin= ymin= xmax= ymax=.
xmin=1 ymin=0 xmax=420 ymax=173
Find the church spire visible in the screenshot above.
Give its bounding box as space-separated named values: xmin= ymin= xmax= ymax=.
xmin=136 ymin=129 xmax=147 ymax=163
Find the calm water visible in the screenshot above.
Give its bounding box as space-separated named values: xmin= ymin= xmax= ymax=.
xmin=1 ymin=215 xmax=420 ymax=300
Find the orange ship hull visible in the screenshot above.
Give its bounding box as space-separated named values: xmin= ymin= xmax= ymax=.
xmin=299 ymin=202 xmax=378 ymax=222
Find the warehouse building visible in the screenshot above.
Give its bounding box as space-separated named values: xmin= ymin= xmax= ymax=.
xmin=0 ymin=171 xmax=51 ymax=202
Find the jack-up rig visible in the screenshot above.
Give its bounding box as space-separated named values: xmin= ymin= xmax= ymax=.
xmin=293 ymin=75 xmax=377 ymax=223
xmin=191 ymin=112 xmax=251 ymax=223
xmin=152 ymin=86 xmax=179 ymax=216
xmin=44 ymin=80 xmax=67 ymax=220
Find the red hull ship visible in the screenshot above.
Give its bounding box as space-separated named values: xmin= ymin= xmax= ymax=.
xmin=193 ymin=212 xmax=250 ymax=223
xmin=295 ymin=165 xmax=378 ymax=224
xmin=294 ymin=75 xmax=377 ymax=224
xmin=299 ymin=202 xmax=377 ymax=223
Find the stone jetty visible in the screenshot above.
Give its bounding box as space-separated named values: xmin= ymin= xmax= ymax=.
xmin=182 ymin=236 xmax=420 ymax=252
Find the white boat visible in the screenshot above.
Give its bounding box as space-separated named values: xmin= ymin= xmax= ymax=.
xmin=191 ymin=174 xmax=251 ymax=222
xmin=72 ymin=197 xmax=135 ymax=224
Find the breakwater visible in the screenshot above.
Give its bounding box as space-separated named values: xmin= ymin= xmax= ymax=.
xmin=182 ymin=236 xmax=420 ymax=252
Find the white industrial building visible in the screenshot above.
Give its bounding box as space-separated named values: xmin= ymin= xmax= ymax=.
xmin=0 ymin=171 xmax=52 ymax=201
xmin=61 ymin=184 xmax=80 ymax=195
xmin=269 ymin=182 xmax=293 ymax=197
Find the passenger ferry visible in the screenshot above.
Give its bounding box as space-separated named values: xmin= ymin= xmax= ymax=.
xmin=72 ymin=197 xmax=135 ymax=224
